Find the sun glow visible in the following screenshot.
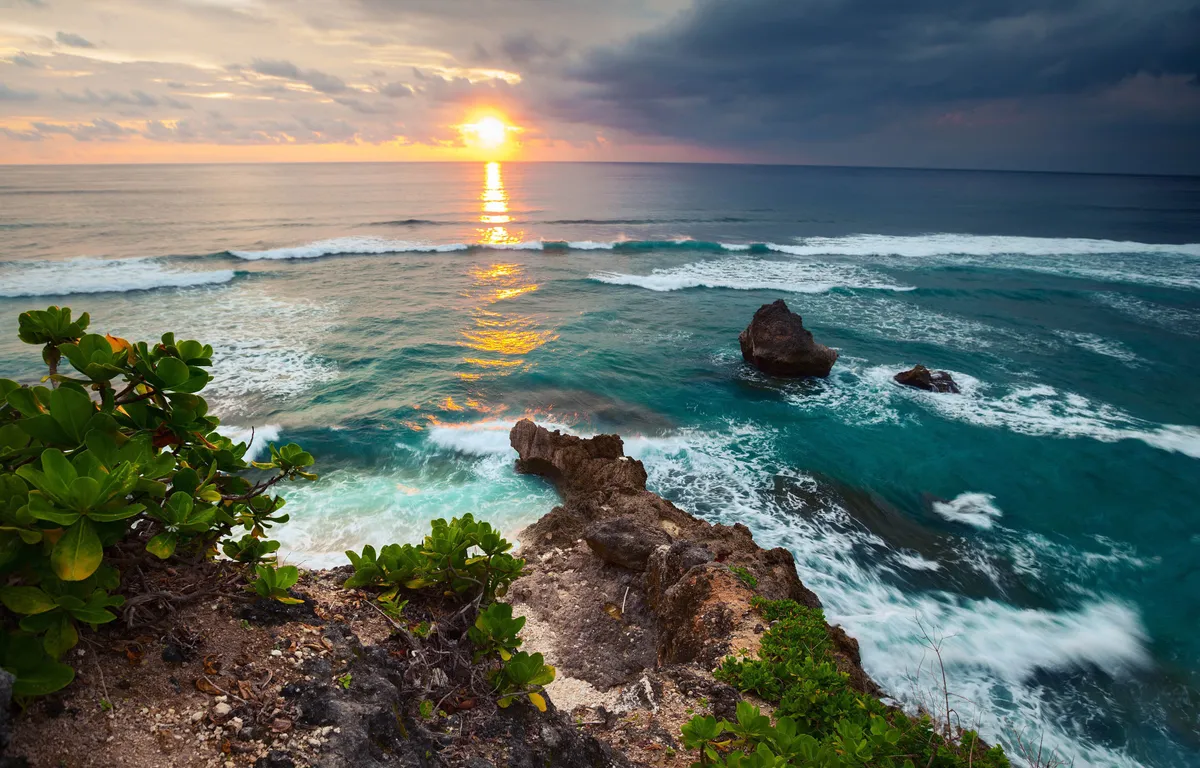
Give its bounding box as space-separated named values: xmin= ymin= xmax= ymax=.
xmin=458 ymin=114 xmax=515 ymax=153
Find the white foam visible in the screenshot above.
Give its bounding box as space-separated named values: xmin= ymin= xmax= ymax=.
xmin=590 ymin=258 xmax=914 ymax=293
xmin=1095 ymin=293 xmax=1200 ymax=336
xmin=1054 ymin=331 xmax=1142 ymax=363
xmin=894 ymin=551 xmax=942 ymax=571
xmin=776 ymin=233 xmax=1200 ymax=258
xmin=932 ymin=492 xmax=1004 ymax=529
xmin=790 ymin=363 xmax=1200 ymax=460
xmin=879 ymin=368 xmax=1200 ymax=459
xmin=426 ymin=420 xmax=520 ymax=457
xmin=215 ymin=424 xmax=281 ymax=462
xmin=0 ymin=257 xmax=236 ymax=297
xmin=230 ymin=237 xmax=468 ymax=260
xmin=103 ymin=285 xmax=339 ymax=417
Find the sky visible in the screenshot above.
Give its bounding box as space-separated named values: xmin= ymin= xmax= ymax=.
xmin=1 ymin=0 xmax=1198 ymax=173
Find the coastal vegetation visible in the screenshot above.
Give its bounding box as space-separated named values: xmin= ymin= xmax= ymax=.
xmin=0 ymin=306 xmax=314 ymax=699
xmin=682 ymin=597 xmax=1008 ymax=767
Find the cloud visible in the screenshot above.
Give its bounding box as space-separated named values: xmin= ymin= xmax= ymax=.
xmin=55 ymin=31 xmax=95 ymax=48
xmin=9 ymin=52 xmax=41 ymax=68
xmin=30 ymin=117 xmax=135 ymax=141
xmin=0 ymin=83 xmax=39 ymax=101
xmin=60 ymin=88 xmax=158 ymax=107
xmin=560 ymin=0 xmax=1200 ymax=167
xmin=248 ymin=58 xmax=348 ymax=94
xmin=379 ymin=82 xmax=413 ymax=98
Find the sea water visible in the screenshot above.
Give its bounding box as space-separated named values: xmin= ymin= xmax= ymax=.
xmin=1 ymin=162 xmax=1198 ymax=766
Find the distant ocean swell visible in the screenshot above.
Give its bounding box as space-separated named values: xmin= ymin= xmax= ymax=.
xmin=0 ymin=257 xmax=239 ymax=298
xmin=223 ymin=233 xmax=1200 ymax=261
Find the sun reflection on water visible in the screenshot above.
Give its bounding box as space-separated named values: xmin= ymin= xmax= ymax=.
xmin=440 ymin=162 xmax=557 ymax=408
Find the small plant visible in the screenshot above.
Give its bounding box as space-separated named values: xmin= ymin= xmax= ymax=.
xmin=418 ymin=699 xmax=434 ymax=719
xmin=729 ymin=565 xmax=758 ymax=589
xmin=378 ymin=594 xmax=408 ymax=622
xmin=344 ymin=514 xmax=525 ymax=604
xmin=99 ymin=698 xmax=113 ymax=712
xmin=250 ymin=564 xmax=302 ymax=605
xmin=412 ymin=621 xmax=433 ymax=639
xmin=494 ymin=650 xmax=555 ymax=712
xmin=467 ymin=601 xmax=525 ymax=661
xmin=337 ymin=673 xmax=352 ymax=690
xmin=223 ymin=534 xmax=280 ymax=564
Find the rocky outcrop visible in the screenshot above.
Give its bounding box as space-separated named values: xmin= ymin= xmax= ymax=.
xmin=894 ymin=364 xmax=960 ymax=393
xmin=738 ymin=299 xmax=838 ymax=377
xmin=506 ymin=420 xmax=870 ymax=704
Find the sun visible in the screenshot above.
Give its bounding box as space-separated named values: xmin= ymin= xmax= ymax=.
xmin=460 ymin=115 xmax=513 ymax=151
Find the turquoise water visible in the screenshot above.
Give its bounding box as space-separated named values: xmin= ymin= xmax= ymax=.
xmin=2 ymin=162 xmax=1199 ymax=766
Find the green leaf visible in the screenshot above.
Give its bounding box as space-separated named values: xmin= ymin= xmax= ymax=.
xmin=6 ymin=387 xmax=43 ymax=417
xmin=51 ymin=518 xmax=104 ymax=581
xmin=26 ymin=493 xmax=82 ymax=526
xmin=48 ymin=386 xmax=97 ymax=443
xmin=154 ymin=357 xmax=190 ymax=389
xmin=43 ymin=616 xmax=79 ymax=659
xmin=86 ymin=502 xmax=145 ymax=523
xmin=145 ymin=531 xmax=177 ymax=560
xmin=10 ymin=658 xmax=75 ymax=698
xmin=0 ymin=586 xmax=58 ymax=615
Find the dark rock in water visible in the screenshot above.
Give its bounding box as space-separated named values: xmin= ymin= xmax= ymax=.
xmin=585 ymin=518 xmax=671 ymax=571
xmin=738 ymin=299 xmax=838 ymax=377
xmin=894 ymin=365 xmax=960 ymax=393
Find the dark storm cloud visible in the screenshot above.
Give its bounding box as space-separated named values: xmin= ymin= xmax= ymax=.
xmin=563 ymin=0 xmax=1200 ymax=159
xmin=248 ymin=58 xmax=348 ymax=94
xmin=54 ymin=31 xmax=95 ymax=48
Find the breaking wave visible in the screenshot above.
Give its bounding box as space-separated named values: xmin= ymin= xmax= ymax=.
xmin=589 ymin=258 xmax=914 ymax=293
xmin=932 ymin=492 xmax=1005 ymax=529
xmin=0 ymin=257 xmax=237 ymax=297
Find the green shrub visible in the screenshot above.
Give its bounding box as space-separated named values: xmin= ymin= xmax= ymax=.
xmin=467 ymin=601 xmax=525 ymax=662
xmin=0 ymin=306 xmax=316 ymax=698
xmin=251 ymin=564 xmax=302 ymax=604
xmin=344 ymin=513 xmax=525 ymax=605
xmin=686 ymin=598 xmax=1009 ymax=768
xmin=344 ymin=516 xmax=553 ymax=712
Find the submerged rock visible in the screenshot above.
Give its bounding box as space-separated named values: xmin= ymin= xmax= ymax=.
xmin=738 ymin=299 xmax=839 ymax=377
xmin=894 ymin=364 xmax=960 ymax=393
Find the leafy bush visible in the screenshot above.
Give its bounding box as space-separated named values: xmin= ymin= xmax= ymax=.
xmin=494 ymin=650 xmax=555 ymax=712
xmin=344 ymin=517 xmax=554 ymax=712
xmin=344 ymin=513 xmax=525 ymax=605
xmin=685 ymin=598 xmax=1009 ymax=768
xmin=0 ymin=306 xmax=316 ymax=698
xmin=730 ymin=565 xmax=758 ymax=589
xmin=251 ymin=565 xmax=302 ymax=605
xmin=467 ymin=601 xmax=525 ymax=662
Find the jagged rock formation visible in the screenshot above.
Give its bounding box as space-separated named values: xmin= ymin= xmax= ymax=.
xmin=738 ymin=299 xmax=839 ymax=377
xmin=894 ymin=364 xmax=960 ymax=393
xmin=507 ymin=419 xmax=879 ymax=764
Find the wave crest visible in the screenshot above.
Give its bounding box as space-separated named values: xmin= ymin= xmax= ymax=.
xmin=0 ymin=257 xmax=237 ymax=297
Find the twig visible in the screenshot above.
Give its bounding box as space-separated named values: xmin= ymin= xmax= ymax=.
xmin=621 ymin=586 xmax=629 ymax=616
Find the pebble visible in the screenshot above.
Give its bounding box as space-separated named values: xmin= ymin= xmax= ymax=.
xmin=213 ymin=703 xmax=232 ymax=717
xmin=270 ymin=650 xmax=283 ymax=657
xmin=228 ymin=717 xmax=244 ymax=731
xmin=191 ymin=711 xmax=205 ymax=723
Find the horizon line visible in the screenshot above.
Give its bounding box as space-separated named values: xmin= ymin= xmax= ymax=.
xmin=0 ymin=158 xmax=1195 ymax=180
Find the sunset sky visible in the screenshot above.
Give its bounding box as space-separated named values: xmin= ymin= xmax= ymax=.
xmin=1 ymin=0 xmax=1198 ymax=172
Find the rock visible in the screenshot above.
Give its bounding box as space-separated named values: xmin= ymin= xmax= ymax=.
xmin=584 ymin=518 xmax=671 ymax=571
xmin=738 ymin=299 xmax=838 ymax=377
xmin=645 ymin=542 xmax=713 ymax=605
xmin=0 ymin=669 xmax=12 ymax=756
xmin=510 ymin=420 xmax=648 ymax=495
xmin=893 ymin=365 xmax=959 ymax=393
xmin=212 ymin=703 xmax=232 ymax=718
xmin=240 ymin=595 xmax=323 ymax=627
xmin=161 ymin=644 xmax=188 ymax=664
xmin=254 ymin=751 xmax=296 ymax=768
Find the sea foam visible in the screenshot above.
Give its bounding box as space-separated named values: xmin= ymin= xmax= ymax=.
xmin=589 ymin=258 xmax=914 ymax=293
xmin=0 ymin=257 xmax=236 ymax=297
xmin=776 ymin=233 xmax=1200 ymax=258
xmin=932 ymin=492 xmax=1004 ymax=529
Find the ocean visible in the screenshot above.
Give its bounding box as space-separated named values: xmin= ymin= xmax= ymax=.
xmin=1 ymin=161 xmax=1198 ymax=766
